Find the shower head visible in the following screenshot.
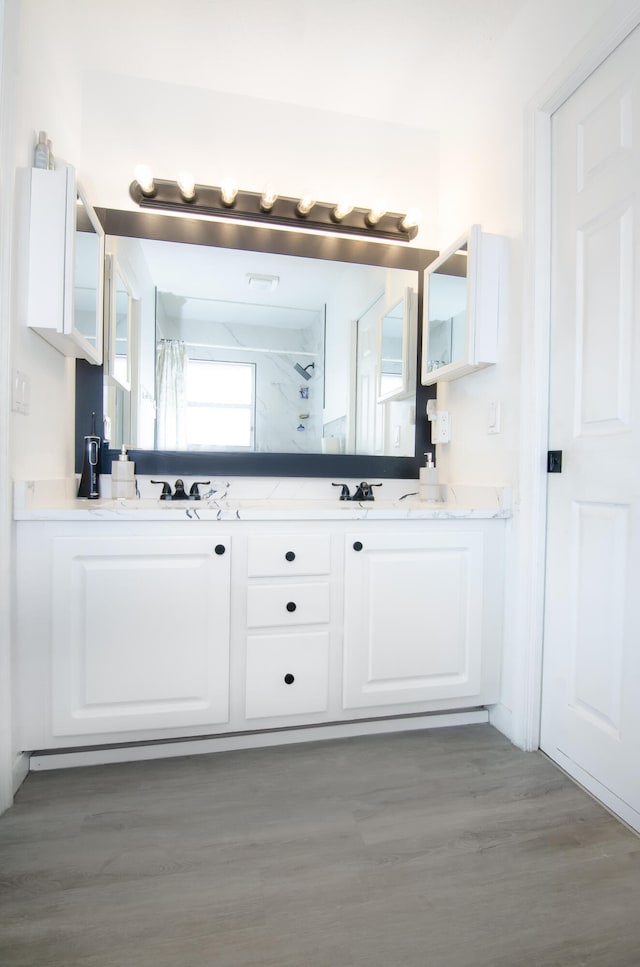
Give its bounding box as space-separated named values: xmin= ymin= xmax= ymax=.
xmin=294 ymin=362 xmax=315 ymax=381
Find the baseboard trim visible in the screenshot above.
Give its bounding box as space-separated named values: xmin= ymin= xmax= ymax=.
xmin=12 ymin=752 xmax=29 ymax=794
xmin=488 ymin=702 xmax=513 ymax=743
xmin=542 ymin=748 xmax=640 ymax=836
xmin=28 ymin=709 xmax=489 ymax=771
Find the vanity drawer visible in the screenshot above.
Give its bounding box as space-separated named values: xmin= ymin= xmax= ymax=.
xmin=245 ymin=632 xmax=329 ymax=719
xmin=247 ymin=534 xmax=331 ymax=577
xmin=246 ymin=582 xmax=330 ymax=628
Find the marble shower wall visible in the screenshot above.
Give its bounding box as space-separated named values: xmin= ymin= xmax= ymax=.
xmin=157 ymin=308 xmax=324 ymax=453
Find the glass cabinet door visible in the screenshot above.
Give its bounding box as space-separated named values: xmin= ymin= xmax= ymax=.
xmin=421 ymin=225 xmax=502 ymax=384
xmin=423 ymin=244 xmax=468 ymax=378
xmin=73 ymin=194 xmax=102 ymax=360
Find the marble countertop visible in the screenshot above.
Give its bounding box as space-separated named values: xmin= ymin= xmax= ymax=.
xmin=14 ymin=478 xmax=512 ymax=521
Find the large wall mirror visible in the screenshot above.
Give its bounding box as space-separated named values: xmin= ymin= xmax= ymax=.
xmin=76 ymin=211 xmax=437 ymax=478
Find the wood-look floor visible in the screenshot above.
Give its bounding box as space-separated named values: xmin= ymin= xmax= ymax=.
xmin=1 ymin=725 xmax=639 ymax=967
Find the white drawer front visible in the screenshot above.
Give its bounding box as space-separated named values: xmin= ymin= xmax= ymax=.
xmin=247 ymin=534 xmax=331 ymax=577
xmin=247 ymin=582 xmax=330 ymax=627
xmin=245 ymin=632 xmax=330 ymax=719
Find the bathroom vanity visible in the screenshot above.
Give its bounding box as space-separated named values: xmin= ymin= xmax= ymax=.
xmin=14 ymin=480 xmax=508 ymax=763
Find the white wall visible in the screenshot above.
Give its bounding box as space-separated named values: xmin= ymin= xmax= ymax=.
xmin=433 ymin=0 xmax=632 ymax=736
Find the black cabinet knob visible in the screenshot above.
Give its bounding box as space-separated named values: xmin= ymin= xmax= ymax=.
xmin=353 ymin=541 xmax=363 ymax=552
xmin=285 ymin=550 xmax=296 ymax=562
xmin=214 ymin=544 xmax=226 ymax=555
xmin=284 ymin=673 xmax=295 ymax=685
xmin=286 ymin=601 xmax=297 ymax=613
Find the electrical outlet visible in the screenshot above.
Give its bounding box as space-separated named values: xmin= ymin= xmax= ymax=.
xmin=433 ymin=410 xmax=451 ymax=443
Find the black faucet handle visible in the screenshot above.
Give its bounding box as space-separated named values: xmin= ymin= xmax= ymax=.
xmin=189 ymin=481 xmax=211 ymax=500
xmin=332 ymin=483 xmax=351 ymax=500
xmin=151 ymin=480 xmax=173 ymax=500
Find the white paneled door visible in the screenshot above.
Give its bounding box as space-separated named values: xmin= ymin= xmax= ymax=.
xmin=541 ymin=26 xmax=640 ymax=830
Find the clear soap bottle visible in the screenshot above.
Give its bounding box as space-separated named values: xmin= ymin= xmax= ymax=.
xmin=33 ymin=131 xmax=49 ymax=169
xmin=419 ymin=452 xmax=441 ymax=502
xmin=111 ymin=445 xmax=136 ymax=499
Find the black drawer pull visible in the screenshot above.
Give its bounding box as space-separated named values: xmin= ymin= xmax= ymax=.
xmin=285 ymin=550 xmax=296 ymax=562
xmin=286 ymin=601 xmax=297 ymax=613
xmin=214 ymin=544 xmax=226 ymax=555
xmin=284 ymin=673 xmax=295 ymax=685
xmin=353 ymin=541 xmax=363 ymax=552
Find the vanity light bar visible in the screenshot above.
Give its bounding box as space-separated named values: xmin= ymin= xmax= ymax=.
xmin=129 ymin=177 xmax=419 ymax=242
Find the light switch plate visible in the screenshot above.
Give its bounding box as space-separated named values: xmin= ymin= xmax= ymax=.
xmin=488 ymin=400 xmax=501 ymax=434
xmin=12 ymin=370 xmax=30 ymax=415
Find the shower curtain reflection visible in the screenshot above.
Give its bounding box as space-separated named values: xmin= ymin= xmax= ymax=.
xmin=156 ymin=339 xmax=188 ymax=450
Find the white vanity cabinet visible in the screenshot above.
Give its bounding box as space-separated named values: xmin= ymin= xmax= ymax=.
xmin=342 ymin=522 xmax=503 ymax=711
xmin=23 ymin=164 xmax=104 ymax=363
xmin=14 ymin=513 xmax=505 ymax=755
xmin=16 ymin=525 xmax=231 ymax=743
xmin=244 ymin=533 xmax=332 ymax=720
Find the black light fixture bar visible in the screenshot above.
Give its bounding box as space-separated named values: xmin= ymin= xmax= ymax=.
xmin=129 ymin=178 xmax=419 ymax=242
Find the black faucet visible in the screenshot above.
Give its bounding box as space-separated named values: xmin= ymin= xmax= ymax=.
xmin=151 ymin=479 xmax=211 ymax=501
xmin=332 ymin=481 xmax=382 ymax=502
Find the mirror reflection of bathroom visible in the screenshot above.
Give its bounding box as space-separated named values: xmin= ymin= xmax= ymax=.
xmin=377 ymin=287 xmax=414 ymax=405
xmin=103 ymin=234 xmax=419 ymax=457
xmin=355 ymin=285 xmax=416 ymax=457
xmin=379 ymin=300 xmax=404 ymax=397
xmin=425 ymin=242 xmax=468 ymax=374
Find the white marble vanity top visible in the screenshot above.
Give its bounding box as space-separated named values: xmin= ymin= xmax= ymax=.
xmin=14 ymin=478 xmax=512 ymax=521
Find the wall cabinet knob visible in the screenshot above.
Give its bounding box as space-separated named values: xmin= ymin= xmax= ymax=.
xmin=284 ymin=673 xmax=295 ymax=685
xmin=353 ymin=541 xmax=363 ymax=552
xmin=286 ymin=601 xmax=297 ymax=613
xmin=285 ymin=550 xmax=296 ymax=561
xmin=214 ymin=544 xmax=226 ymax=555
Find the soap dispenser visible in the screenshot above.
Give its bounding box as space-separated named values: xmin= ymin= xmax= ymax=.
xmin=111 ymin=445 xmax=136 ymax=499
xmin=419 ymin=452 xmax=441 ymax=502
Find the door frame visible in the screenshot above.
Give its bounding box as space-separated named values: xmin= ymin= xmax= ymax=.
xmin=514 ymin=2 xmax=640 ymax=752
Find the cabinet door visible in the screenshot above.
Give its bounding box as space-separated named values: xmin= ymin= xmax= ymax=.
xmin=343 ymin=531 xmax=486 ymax=709
xmin=51 ymin=535 xmax=230 ymax=736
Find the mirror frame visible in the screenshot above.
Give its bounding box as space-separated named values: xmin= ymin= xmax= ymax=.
xmin=76 ymin=209 xmax=438 ymax=479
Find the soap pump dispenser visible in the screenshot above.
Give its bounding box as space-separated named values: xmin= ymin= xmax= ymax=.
xmin=419 ymin=452 xmax=441 ymax=502
xmin=111 ymin=445 xmax=136 ymax=499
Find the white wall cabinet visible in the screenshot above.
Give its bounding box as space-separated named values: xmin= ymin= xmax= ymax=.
xmin=15 ymin=518 xmax=504 ymax=752
xmin=421 ymin=225 xmax=506 ymax=384
xmin=23 ymin=165 xmax=104 ymax=363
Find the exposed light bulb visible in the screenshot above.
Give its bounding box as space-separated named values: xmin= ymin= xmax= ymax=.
xmin=296 ymin=194 xmax=316 ymax=217
xmin=399 ymin=208 xmax=421 ymax=233
xmin=332 ymin=198 xmax=354 ymax=222
xmin=260 ymin=183 xmax=278 ymax=212
xmin=220 ymin=177 xmax=238 ymax=207
xmin=177 ymin=170 xmax=196 ymax=201
xmin=134 ymin=164 xmax=155 ymax=196
xmin=366 ymin=203 xmax=386 ymax=227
